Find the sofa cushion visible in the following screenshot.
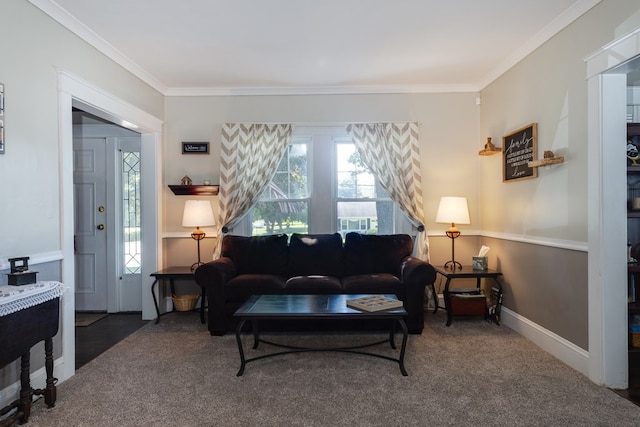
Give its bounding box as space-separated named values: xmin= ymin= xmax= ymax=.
xmin=221 ymin=234 xmax=288 ymax=276
xmin=224 ymin=274 xmax=287 ymax=300
xmin=284 ymin=276 xmax=342 ymax=294
xmin=344 ymin=233 xmax=413 ymax=276
xmin=341 ymin=274 xmax=404 ymax=297
xmin=288 ymin=233 xmax=344 ymax=277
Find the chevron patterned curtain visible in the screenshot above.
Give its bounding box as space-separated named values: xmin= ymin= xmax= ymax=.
xmin=346 ymin=122 xmax=429 ymax=261
xmin=214 ymin=123 xmax=293 ymax=258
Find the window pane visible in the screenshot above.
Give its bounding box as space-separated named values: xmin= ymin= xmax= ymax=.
xmin=336 ymin=141 xmax=394 ymax=237
xmin=251 ymin=200 xmax=308 ymax=235
xmin=336 ymin=143 xmax=378 ymax=199
xmin=336 ymin=201 xmax=394 ymax=237
xmin=252 ymin=141 xmax=309 ymax=236
xmin=122 ymin=151 xmax=141 ymax=274
xmin=261 ymin=143 xmax=308 ymax=200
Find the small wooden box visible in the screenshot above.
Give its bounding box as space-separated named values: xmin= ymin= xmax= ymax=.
xmin=7 ymin=256 xmax=38 ymax=286
xmin=450 ymin=293 xmax=486 ymax=316
xmin=8 ymin=271 xmax=38 ymax=286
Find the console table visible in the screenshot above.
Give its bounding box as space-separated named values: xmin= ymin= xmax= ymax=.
xmin=434 ymin=266 xmax=503 ymax=326
xmin=0 ymin=281 xmax=66 ymax=426
xmin=150 ymin=267 xmax=206 ymax=324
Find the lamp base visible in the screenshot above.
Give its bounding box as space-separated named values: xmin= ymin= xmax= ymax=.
xmin=443 ymin=260 xmax=462 ymax=270
xmin=190 ymin=261 xmax=204 ymax=272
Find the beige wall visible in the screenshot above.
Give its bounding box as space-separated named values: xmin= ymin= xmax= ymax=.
xmin=0 ymin=0 xmax=164 ymax=397
xmin=479 ymin=0 xmax=640 ymax=349
xmin=163 ymin=92 xmax=482 ymax=263
xmin=0 ymin=0 xmax=163 ymax=260
xmin=3 ymin=0 xmax=640 ymax=388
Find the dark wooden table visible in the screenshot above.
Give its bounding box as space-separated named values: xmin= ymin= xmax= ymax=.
xmin=0 ymin=298 xmax=60 ymax=426
xmin=233 ymin=294 xmax=409 ymax=376
xmin=150 ymin=266 xmax=206 ymax=324
xmin=434 ymin=265 xmax=503 ymax=326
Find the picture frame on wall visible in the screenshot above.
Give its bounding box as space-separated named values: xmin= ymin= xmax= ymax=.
xmin=182 ymin=141 xmax=209 ymax=154
xmin=1 ymin=83 xmax=5 ymax=154
xmin=0 ymin=83 xmax=4 ymax=117
xmin=503 ymin=122 xmax=537 ymax=182
xmin=0 ymin=119 xmax=4 ymax=155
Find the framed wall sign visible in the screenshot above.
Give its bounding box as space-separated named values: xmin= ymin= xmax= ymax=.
xmin=0 ymin=83 xmax=4 ymax=154
xmin=182 ymin=141 xmax=209 ymax=154
xmin=503 ymin=123 xmax=537 ymax=182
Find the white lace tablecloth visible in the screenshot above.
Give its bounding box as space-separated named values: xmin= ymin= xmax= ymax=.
xmin=0 ymin=281 xmax=67 ymax=317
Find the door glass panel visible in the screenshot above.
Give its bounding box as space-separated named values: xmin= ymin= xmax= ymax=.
xmin=123 ymin=151 xmax=141 ymax=274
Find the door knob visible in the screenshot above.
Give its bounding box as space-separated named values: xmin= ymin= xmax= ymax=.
xmin=97 ymin=224 xmax=105 ymax=230
xmin=98 ymin=206 xmax=105 ymax=212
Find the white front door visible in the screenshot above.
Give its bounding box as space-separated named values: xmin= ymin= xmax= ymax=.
xmin=74 ymin=137 xmax=108 ymax=311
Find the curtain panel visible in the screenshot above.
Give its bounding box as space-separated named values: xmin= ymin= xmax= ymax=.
xmin=214 ymin=123 xmax=293 ymax=258
xmin=346 ymin=122 xmax=429 ymax=261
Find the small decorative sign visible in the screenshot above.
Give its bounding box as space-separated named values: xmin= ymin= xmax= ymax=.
xmin=0 ymin=83 xmax=5 ymax=155
xmin=503 ymin=123 xmax=537 ymax=182
xmin=182 ymin=141 xmax=209 ymax=154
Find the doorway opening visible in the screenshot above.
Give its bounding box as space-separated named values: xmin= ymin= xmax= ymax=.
xmin=72 ymin=108 xmax=142 ymax=314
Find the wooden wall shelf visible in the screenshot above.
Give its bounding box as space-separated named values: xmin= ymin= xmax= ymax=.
xmin=528 ymin=157 xmax=565 ymax=168
xmin=168 ymin=185 xmax=219 ymax=196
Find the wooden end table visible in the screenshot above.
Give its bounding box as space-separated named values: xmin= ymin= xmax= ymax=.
xmin=434 ymin=265 xmax=503 ymax=326
xmin=150 ymin=266 xmax=206 ymax=324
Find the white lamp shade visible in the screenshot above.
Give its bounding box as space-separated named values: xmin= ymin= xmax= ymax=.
xmin=182 ymin=200 xmax=215 ymax=227
xmin=435 ymin=196 xmax=470 ymax=225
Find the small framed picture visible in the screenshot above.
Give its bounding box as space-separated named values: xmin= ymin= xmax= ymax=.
xmin=0 ymin=119 xmax=4 ymax=154
xmin=503 ymin=122 xmax=537 ymax=182
xmin=182 ymin=141 xmax=209 ymax=154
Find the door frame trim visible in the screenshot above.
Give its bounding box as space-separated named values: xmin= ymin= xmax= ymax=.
xmin=585 ymin=27 xmax=640 ymax=388
xmin=58 ymin=70 xmax=163 ymax=380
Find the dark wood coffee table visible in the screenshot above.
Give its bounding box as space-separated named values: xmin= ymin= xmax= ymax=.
xmin=233 ymin=294 xmax=409 ymax=376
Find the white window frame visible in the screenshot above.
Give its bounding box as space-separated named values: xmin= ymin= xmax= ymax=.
xmin=239 ymin=125 xmax=411 ymax=236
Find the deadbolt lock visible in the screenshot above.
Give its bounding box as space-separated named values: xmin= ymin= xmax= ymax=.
xmin=97 ymin=224 xmax=105 ymax=230
xmin=98 ymin=206 xmax=105 ymax=212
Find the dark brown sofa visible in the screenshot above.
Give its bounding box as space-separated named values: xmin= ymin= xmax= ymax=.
xmin=195 ymin=232 xmax=436 ymax=335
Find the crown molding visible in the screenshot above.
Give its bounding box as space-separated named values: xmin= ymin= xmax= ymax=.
xmin=164 ymin=83 xmax=481 ymax=97
xmin=29 ymin=0 xmax=168 ymax=94
xmin=31 ymin=0 xmax=601 ymax=97
xmin=479 ymin=0 xmax=602 ymax=90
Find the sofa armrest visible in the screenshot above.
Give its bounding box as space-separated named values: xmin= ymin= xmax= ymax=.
xmin=195 ymin=257 xmax=237 ymax=288
xmin=399 ymin=256 xmax=437 ymax=334
xmin=400 ymin=256 xmax=436 ymax=287
xmin=194 ymin=257 xmax=237 ymax=335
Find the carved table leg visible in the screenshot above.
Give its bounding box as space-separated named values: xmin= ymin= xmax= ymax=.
xmin=18 ymin=351 xmax=32 ymax=423
xmin=44 ymin=338 xmax=57 ymax=407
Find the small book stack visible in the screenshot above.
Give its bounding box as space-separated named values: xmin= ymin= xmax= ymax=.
xmin=347 ymin=295 xmax=403 ymax=312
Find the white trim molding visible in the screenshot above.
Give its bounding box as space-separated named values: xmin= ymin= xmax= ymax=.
xmin=501 ymin=307 xmax=590 ymax=378
xmin=584 ymin=25 xmax=640 ymax=388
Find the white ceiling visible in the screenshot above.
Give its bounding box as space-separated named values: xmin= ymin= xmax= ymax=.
xmin=31 ymin=0 xmax=601 ymax=95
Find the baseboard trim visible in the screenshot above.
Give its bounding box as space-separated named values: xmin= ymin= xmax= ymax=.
xmin=501 ymin=307 xmax=589 ymax=377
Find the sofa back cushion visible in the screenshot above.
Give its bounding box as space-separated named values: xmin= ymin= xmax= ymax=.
xmin=220 ymin=234 xmax=288 ymax=276
xmin=344 ymin=232 xmax=413 ymax=277
xmin=288 ymin=233 xmax=344 ymax=277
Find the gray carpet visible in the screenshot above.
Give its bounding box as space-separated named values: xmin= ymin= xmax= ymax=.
xmin=24 ymin=311 xmax=640 ymax=426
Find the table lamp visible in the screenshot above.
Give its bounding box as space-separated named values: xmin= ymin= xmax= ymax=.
xmin=182 ymin=200 xmax=215 ymax=271
xmin=435 ymin=196 xmax=470 ymax=270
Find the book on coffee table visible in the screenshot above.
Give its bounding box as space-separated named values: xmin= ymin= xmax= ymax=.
xmin=346 ymin=295 xmax=403 ymax=312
